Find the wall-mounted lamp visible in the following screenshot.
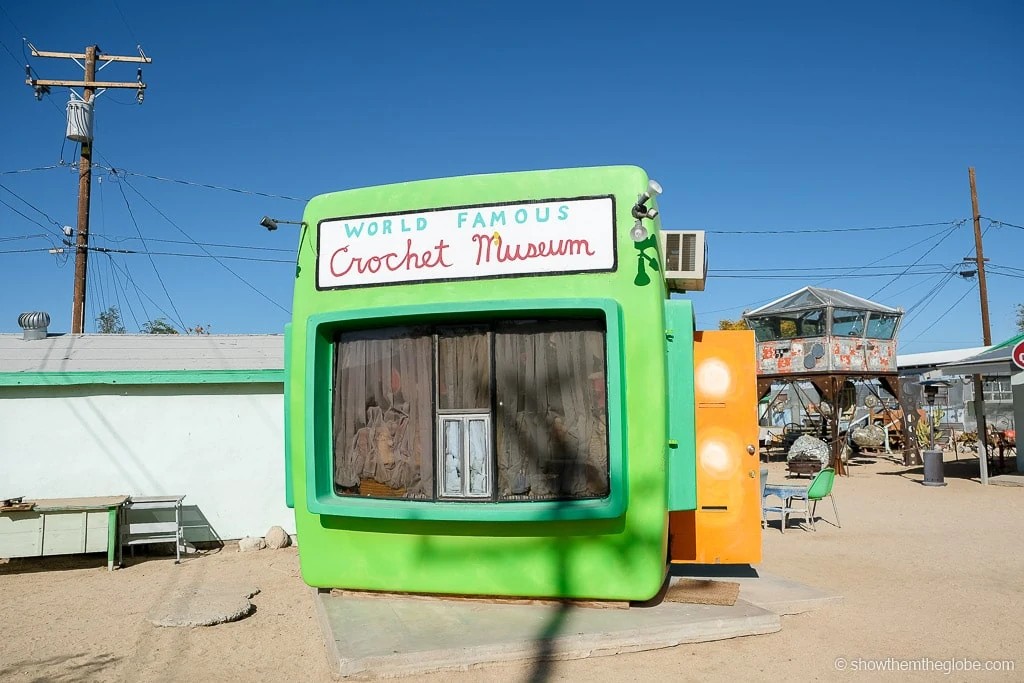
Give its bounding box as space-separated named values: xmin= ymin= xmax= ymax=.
xmin=630 ymin=179 xmax=662 ymax=242
xmin=635 ymin=179 xmax=663 ymax=211
xmin=630 ymin=219 xmax=648 ymax=242
xmin=260 ymin=216 xmax=307 ymax=231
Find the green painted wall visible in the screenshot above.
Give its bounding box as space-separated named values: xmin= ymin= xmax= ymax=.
xmin=287 ymin=166 xmax=690 ymax=601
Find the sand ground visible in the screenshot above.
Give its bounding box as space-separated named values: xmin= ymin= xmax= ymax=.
xmin=2 ymin=452 xmax=1022 ymax=682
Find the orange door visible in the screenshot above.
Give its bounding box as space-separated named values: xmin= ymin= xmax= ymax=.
xmin=669 ymin=330 xmax=762 ymax=565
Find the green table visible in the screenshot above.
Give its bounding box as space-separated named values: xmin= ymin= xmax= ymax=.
xmin=0 ymin=496 xmax=128 ymax=570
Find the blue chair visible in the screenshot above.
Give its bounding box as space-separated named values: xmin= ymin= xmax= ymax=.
xmin=759 ymin=466 xmax=769 ymax=529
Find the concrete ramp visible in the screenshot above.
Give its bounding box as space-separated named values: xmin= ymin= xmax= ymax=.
xmin=313 ymin=590 xmax=781 ymax=679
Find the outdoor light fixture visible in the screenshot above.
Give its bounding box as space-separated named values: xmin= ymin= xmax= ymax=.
xmin=630 ymin=179 xmax=663 ymax=242
xmin=260 ymin=216 xmax=306 ymax=231
xmin=630 ymin=219 xmax=648 ymax=242
xmin=635 ymin=179 xmax=663 ymax=210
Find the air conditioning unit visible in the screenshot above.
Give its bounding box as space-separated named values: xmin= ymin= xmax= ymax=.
xmin=660 ymin=230 xmax=707 ymax=292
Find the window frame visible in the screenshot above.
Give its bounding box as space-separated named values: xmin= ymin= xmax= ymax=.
xmin=436 ymin=413 xmax=493 ymax=499
xmin=303 ymin=297 xmax=628 ymax=522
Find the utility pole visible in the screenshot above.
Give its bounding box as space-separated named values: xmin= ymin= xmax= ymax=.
xmin=72 ymin=45 xmax=97 ymax=336
xmin=25 ymin=44 xmax=151 ymax=333
xmin=969 ymin=168 xmax=992 ymax=347
xmin=968 ymin=167 xmax=992 ymax=485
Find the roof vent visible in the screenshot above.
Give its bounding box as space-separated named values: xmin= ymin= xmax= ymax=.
xmin=18 ymin=311 xmax=50 ymax=341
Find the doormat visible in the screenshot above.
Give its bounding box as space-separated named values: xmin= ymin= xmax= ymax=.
xmin=664 ymin=579 xmax=740 ymax=606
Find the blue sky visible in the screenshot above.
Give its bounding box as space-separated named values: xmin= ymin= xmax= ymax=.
xmin=0 ymin=0 xmax=1021 ymax=352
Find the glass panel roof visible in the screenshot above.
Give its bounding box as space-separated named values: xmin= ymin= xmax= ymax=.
xmin=745 ymin=286 xmax=901 ymax=316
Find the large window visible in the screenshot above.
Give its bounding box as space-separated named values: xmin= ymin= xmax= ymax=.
xmin=747 ymin=309 xmax=826 ymax=342
xmin=831 ymin=309 xmax=866 ymax=337
xmin=332 ymin=319 xmax=609 ymax=503
xmin=866 ymin=313 xmax=899 ymax=340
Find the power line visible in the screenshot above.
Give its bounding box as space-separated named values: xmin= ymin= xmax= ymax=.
xmin=105 ymin=253 xmax=190 ymax=328
xmin=97 ymin=165 xmax=308 ymax=202
xmin=111 ymin=0 xmax=142 ymax=46
xmin=904 ymin=282 xmax=979 ymax=344
xmin=0 ymin=165 xmax=62 ymax=175
xmin=0 ymin=181 xmax=65 ymax=236
xmin=104 ymin=253 xmax=140 ymax=330
xmin=0 ymin=195 xmax=60 ymax=238
xmin=981 ymin=217 xmax=1024 ymax=231
xmin=989 ymin=263 xmax=1024 ymax=274
xmin=867 ymin=221 xmax=965 ymax=298
xmin=707 ymin=220 xmax=963 ymax=235
xmin=711 ymin=263 xmax=950 ymax=273
xmin=120 ymin=176 xmax=291 ymax=314
xmin=92 ymin=249 xmax=108 ymax=321
xmin=106 ymin=252 xmax=151 ymax=324
xmin=815 ymin=224 xmax=965 ymax=290
xmin=0 ymin=232 xmax=50 ymax=242
xmin=0 ymin=2 xmax=26 ymax=35
xmin=878 ymin=270 xmax=945 ymax=303
xmin=898 ymin=223 xmax=992 ymax=327
xmin=91 ymin=232 xmax=295 ymax=253
xmin=698 ymin=225 xmax=974 ymax=317
xmin=900 ymin=272 xmax=958 ymax=327
xmin=0 ymin=36 xmax=23 ymax=69
xmin=115 ymin=179 xmax=187 ymax=331
xmin=0 ymin=246 xmax=53 ymax=254
xmin=987 ymin=270 xmax=1024 ymax=281
xmin=82 ymin=244 xmax=294 ymax=263
xmin=708 ymin=271 xmax=951 ymax=280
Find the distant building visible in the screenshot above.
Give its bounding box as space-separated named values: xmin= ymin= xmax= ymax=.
xmin=0 ymin=324 xmax=288 ymax=542
xmin=898 ymin=338 xmax=1020 ymax=434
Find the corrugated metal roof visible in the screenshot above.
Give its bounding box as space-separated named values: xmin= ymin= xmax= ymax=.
xmin=897 ymin=346 xmax=991 ymax=369
xmin=0 ymin=334 xmax=284 ymax=373
xmin=939 ymin=332 xmax=1024 ymax=376
xmin=746 ymin=286 xmax=901 ymax=316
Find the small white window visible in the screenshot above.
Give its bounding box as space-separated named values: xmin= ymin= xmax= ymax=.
xmin=438 ymin=413 xmax=492 ymax=498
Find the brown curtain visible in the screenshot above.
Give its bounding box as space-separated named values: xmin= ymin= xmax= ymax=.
xmin=332 ymin=328 xmax=433 ymax=498
xmin=437 ymin=329 xmax=490 ymax=410
xmin=494 ymin=320 xmax=609 ymax=500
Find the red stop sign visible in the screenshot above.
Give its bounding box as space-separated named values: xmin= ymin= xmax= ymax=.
xmin=1013 ymin=339 xmax=1024 ymax=370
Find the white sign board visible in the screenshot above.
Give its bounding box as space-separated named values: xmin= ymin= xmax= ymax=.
xmin=316 ymin=196 xmax=615 ymax=290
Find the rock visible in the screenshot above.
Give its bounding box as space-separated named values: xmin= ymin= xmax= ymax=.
xmin=238 ymin=536 xmax=266 ymax=552
xmin=787 ymin=434 xmax=830 ymax=466
xmin=148 ymin=583 xmax=260 ymax=627
xmin=265 ymin=526 xmax=291 ymax=550
xmin=851 ymin=424 xmax=886 ymax=448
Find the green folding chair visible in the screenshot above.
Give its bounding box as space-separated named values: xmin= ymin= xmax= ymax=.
xmin=787 ymin=467 xmax=840 ymax=531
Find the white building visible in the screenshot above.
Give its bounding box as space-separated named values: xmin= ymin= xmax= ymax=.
xmin=0 ymin=328 xmax=290 ymax=542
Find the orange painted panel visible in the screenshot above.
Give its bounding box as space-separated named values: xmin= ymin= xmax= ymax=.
xmin=669 ymin=330 xmax=762 ymax=565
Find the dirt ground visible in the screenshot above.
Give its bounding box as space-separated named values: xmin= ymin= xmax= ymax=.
xmin=2 ymin=452 xmax=1022 ymax=682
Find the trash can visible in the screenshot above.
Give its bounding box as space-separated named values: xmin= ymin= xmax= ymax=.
xmin=921 ymin=449 xmax=947 ymax=487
